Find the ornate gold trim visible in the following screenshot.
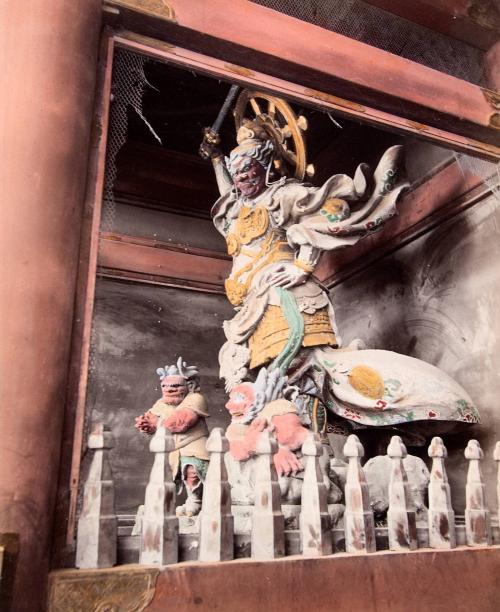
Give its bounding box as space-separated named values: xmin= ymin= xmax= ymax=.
xmin=225 ymin=223 xmax=295 ymax=306
xmin=235 ymin=206 xmax=269 ymax=245
xmin=234 ymin=91 xmax=309 ymax=180
xmin=105 ymin=0 xmax=176 ymax=21
xmin=48 ymin=567 xmax=159 ymax=612
xmin=226 ymin=206 xmax=270 ymax=257
xmin=482 ymin=88 xmax=500 ymax=130
xmin=225 ymin=245 xmax=293 ymax=306
xmin=226 ymin=234 xmax=240 ymax=257
xmin=249 ymin=305 xmax=336 ymax=368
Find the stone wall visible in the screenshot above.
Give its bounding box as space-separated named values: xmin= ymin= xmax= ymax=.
xmin=88 ymin=279 xmax=233 ymax=514
xmin=330 ymin=193 xmax=500 ymax=512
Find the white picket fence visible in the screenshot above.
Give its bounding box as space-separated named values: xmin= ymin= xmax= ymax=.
xmin=75 ymin=423 xmax=499 ymax=568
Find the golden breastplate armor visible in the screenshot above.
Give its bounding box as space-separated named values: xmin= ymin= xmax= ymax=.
xmin=224 ymin=206 xmax=293 ymax=306
xmin=225 ymin=205 xmax=269 ymax=257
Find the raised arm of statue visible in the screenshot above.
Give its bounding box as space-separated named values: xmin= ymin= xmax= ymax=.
xmin=199 ymin=84 xmax=241 ymax=198
xmin=211 ymin=154 xmax=233 ymax=197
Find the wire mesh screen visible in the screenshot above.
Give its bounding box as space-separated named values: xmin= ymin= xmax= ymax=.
xmin=250 ymin=0 xmax=485 ymax=84
xmin=101 ymin=48 xmax=161 ymax=233
xmin=86 ymin=48 xmax=163 ymax=454
xmin=456 ymin=154 xmax=500 ymax=201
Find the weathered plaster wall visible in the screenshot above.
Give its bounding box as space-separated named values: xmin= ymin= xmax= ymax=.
xmin=87 ymin=279 xmax=233 ymax=514
xmin=329 ymin=193 xmax=500 ymax=512
xmin=113 ymin=202 xmax=226 ymax=252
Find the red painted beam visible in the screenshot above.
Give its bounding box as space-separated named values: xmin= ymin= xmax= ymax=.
xmin=316 ymin=160 xmax=487 ymax=286
xmin=105 ymin=0 xmax=500 ymax=149
xmin=97 ymin=232 xmax=230 ymax=290
xmin=116 ymin=34 xmax=500 ymax=160
xmin=98 ymin=159 xmax=486 ymax=294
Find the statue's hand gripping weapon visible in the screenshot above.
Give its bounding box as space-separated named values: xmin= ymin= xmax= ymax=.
xmin=199 ymin=84 xmax=240 ymax=160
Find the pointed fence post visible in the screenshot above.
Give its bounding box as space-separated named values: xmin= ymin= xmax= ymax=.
xmin=299 ymin=432 xmax=333 ymax=557
xmin=494 ymin=442 xmax=500 ymax=517
xmin=251 ymin=429 xmax=285 ymax=560
xmin=465 ymin=439 xmax=492 ymax=546
xmin=199 ymin=428 xmax=234 ymax=562
xmin=387 ymin=436 xmax=417 ymax=551
xmin=343 ymin=434 xmax=376 ymax=553
xmin=76 ymin=423 xmax=117 ymax=568
xmin=427 ymin=436 xmax=456 ymax=549
xmin=139 ymin=422 xmax=178 ymax=565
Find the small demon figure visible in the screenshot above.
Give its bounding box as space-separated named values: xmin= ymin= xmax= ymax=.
xmin=135 ymin=357 xmax=209 ymax=516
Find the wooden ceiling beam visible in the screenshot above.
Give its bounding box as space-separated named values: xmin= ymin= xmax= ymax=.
xmin=99 ymin=161 xmax=490 ymax=297
xmin=104 ymin=0 xmax=500 ymax=152
xmin=114 ymin=142 xmax=218 ymax=215
xmin=97 ymin=232 xmax=230 ymax=291
xmin=316 ymin=160 xmax=489 ymax=287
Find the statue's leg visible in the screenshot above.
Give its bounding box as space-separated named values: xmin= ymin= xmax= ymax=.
xmin=185 ymin=484 xmax=203 ymax=516
xmin=176 ymin=461 xmax=206 ymax=517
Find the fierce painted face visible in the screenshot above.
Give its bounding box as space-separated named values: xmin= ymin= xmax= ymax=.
xmin=225 ymin=383 xmax=255 ymax=423
xmin=161 ymin=374 xmax=188 ymax=405
xmin=230 ymin=156 xmax=267 ymax=198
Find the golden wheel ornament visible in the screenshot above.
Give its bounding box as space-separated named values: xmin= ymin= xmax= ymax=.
xmin=233 ymin=90 xmax=314 ymax=181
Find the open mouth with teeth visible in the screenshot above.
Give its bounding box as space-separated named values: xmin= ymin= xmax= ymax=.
xmin=229 ymin=410 xmax=245 ymax=418
xmin=237 ymin=178 xmax=263 ymax=195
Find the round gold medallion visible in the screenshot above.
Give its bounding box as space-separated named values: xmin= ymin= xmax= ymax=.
xmin=224 ymin=278 xmax=247 ymax=306
xmin=320 ymin=198 xmax=350 ymax=222
xmin=348 ymin=365 xmax=385 ymax=399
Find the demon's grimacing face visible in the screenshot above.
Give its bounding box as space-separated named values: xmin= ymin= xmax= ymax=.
xmin=231 ymin=156 xmax=267 ymax=198
xmin=161 ymin=374 xmax=188 ymax=405
xmin=225 ymin=383 xmax=255 ymax=423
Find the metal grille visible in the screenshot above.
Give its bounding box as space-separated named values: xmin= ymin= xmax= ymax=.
xmin=101 ymin=48 xmax=161 ymax=232
xmin=456 ymin=154 xmax=500 ymax=202
xmin=86 ymin=48 xmax=163 ymax=444
xmin=250 ymin=0 xmax=484 ymax=84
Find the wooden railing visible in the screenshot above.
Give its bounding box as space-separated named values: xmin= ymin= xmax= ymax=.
xmin=75 ymin=423 xmax=499 ymax=568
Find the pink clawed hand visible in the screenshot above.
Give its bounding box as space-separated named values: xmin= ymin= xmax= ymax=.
xmin=229 ymin=440 xmax=252 ymax=461
xmin=244 ymin=417 xmax=270 ymax=453
xmin=134 ymin=412 xmax=158 ymax=435
xmin=273 ymin=447 xmax=303 ymax=477
xmin=249 ymin=417 xmax=268 ymax=432
xmin=271 ymin=413 xmax=308 ymax=450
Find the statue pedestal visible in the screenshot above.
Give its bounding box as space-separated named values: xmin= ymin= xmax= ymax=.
xmin=51 ymin=547 xmax=500 ymax=612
